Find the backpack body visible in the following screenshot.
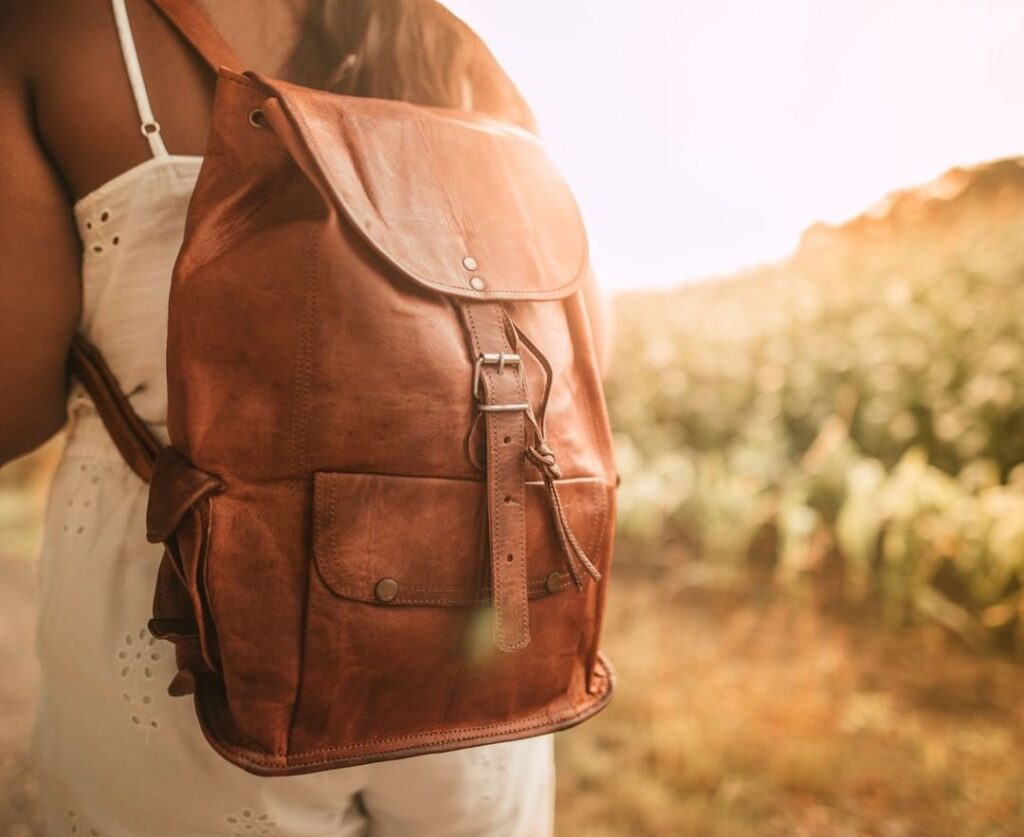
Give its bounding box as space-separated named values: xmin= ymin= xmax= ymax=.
xmin=129 ymin=67 xmax=619 ymax=775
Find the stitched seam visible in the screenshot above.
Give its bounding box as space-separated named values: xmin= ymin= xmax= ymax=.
xmin=461 ymin=305 xmax=504 ymax=646
xmin=482 ymin=308 xmax=507 ymax=645
xmin=491 ymin=306 xmax=530 ymax=649
xmin=308 ymin=586 xmax=561 ymax=605
xmin=489 ymin=347 xmax=507 ymax=645
xmin=196 ymin=662 xmax=612 ymax=764
xmin=382 ymin=593 xmax=548 ymax=606
xmin=479 ymin=310 xmax=506 ymax=648
xmin=325 ymin=479 xmax=340 ymax=589
xmin=195 ymin=498 xmax=221 ymax=672
xmin=311 ymin=472 xmax=572 ymax=600
xmin=591 ymin=481 xmax=609 ymax=570
xmin=289 ymin=227 xmax=320 ymax=475
xmin=509 ymin=308 xmax=530 ymax=648
xmin=282 ymin=537 xmax=313 ymax=757
xmin=380 ymin=578 xmax=559 ymax=593
xmin=219 ymin=73 xmax=263 ymax=93
xmin=358 ymin=580 xmax=561 ymax=606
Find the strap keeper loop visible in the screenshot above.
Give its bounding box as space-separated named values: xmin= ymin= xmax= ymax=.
xmin=477 ymin=402 xmax=531 ymax=413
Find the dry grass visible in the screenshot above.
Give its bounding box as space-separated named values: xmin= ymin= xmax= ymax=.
xmin=555 ymin=570 xmax=1024 ymax=836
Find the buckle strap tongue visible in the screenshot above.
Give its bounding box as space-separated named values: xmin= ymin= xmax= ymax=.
xmin=457 ymin=302 xmax=531 ymax=652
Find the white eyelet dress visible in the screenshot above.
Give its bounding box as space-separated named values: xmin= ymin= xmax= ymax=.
xmin=30 ymin=1 xmax=555 ymax=834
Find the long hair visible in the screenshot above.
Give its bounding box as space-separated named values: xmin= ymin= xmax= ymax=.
xmin=286 ymin=0 xmax=538 ymax=133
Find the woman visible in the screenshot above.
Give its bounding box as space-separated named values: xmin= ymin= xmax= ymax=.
xmin=0 ymin=1 xmax=600 ymax=832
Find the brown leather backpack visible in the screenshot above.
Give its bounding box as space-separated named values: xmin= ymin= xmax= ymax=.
xmin=71 ymin=0 xmax=617 ymax=775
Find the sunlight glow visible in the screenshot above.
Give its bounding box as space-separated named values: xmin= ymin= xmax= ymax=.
xmin=444 ymin=0 xmax=1024 ymax=290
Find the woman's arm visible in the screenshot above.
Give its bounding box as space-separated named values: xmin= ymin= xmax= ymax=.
xmin=0 ymin=21 xmax=82 ymax=465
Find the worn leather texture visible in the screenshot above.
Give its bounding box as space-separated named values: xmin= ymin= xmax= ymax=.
xmin=74 ymin=0 xmax=619 ymax=776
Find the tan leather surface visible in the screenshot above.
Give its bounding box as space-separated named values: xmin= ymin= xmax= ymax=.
xmin=145 ymin=445 xmax=223 ymax=543
xmin=455 ymin=302 xmax=532 ymax=650
xmin=253 ymin=74 xmax=589 ymax=302
xmin=312 ymin=473 xmax=606 ymax=606
xmin=68 ymin=0 xmax=622 ymax=775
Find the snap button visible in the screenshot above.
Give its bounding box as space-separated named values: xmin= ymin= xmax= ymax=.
xmin=469 ymin=276 xmax=486 ymax=291
xmin=462 ymin=256 xmax=478 ymax=271
xmin=374 ymin=577 xmax=399 ymax=602
xmin=545 ymin=572 xmax=562 ymax=594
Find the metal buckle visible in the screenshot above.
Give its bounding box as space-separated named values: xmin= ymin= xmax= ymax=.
xmin=472 ymin=353 xmax=521 ymax=400
xmin=472 ymin=352 xmax=530 ymax=412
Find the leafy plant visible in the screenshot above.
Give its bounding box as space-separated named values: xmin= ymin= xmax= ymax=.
xmin=607 ymin=158 xmax=1024 ymax=650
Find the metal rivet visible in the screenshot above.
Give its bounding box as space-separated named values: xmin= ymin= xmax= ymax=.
xmin=462 ymin=256 xmax=478 ymax=271
xmin=545 ymin=572 xmax=562 ymax=594
xmin=469 ymin=276 xmax=486 ymax=291
xmin=374 ymin=577 xmax=399 ymax=602
xmin=248 ymin=108 xmax=267 ymax=129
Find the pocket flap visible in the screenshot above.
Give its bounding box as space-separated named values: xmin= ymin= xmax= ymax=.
xmin=249 ymin=72 xmax=589 ymax=302
xmin=312 ymin=472 xmax=608 ymax=606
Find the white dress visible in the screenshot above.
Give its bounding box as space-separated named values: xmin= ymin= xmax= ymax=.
xmin=30 ymin=2 xmax=554 ymax=834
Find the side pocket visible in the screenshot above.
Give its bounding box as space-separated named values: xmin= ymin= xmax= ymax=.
xmin=146 ymin=447 xmax=224 ymax=692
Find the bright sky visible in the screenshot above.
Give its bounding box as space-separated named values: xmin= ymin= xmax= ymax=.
xmin=444 ymin=0 xmax=1024 ymax=291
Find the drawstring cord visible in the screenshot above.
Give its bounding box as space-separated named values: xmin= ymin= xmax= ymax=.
xmin=523 ymin=407 xmax=603 ymax=590
xmin=461 ymin=309 xmax=602 ymax=590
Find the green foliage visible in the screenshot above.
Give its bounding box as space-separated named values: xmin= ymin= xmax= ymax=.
xmin=607 ymin=158 xmax=1024 ymax=649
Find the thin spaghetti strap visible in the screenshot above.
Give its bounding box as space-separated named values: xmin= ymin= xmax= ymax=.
xmin=110 ymin=0 xmax=169 ymax=158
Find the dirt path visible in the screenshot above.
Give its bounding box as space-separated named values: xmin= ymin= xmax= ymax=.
xmin=0 ymin=555 xmax=43 ymax=836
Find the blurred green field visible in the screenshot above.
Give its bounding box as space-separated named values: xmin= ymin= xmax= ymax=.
xmin=609 ymin=158 xmax=1024 ymax=654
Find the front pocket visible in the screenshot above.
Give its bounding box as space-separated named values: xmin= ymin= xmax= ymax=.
xmin=287 ymin=469 xmax=612 ymax=753
xmin=312 ymin=471 xmax=608 ymax=606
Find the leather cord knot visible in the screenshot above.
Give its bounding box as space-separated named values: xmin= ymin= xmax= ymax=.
xmin=526 ymin=438 xmax=562 ymax=480
xmin=514 ymin=331 xmax=602 ymax=591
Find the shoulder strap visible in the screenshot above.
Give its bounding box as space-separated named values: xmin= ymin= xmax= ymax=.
xmin=69 ymin=336 xmax=162 ymax=483
xmin=146 ymin=0 xmax=242 ymax=74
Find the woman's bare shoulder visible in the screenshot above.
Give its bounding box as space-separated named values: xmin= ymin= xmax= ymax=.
xmin=0 ymin=0 xmax=111 ymax=80
xmin=0 ymin=0 xmax=88 ymax=464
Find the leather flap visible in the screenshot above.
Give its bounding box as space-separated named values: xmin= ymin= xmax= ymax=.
xmin=248 ymin=72 xmax=589 ymax=301
xmin=146 ymin=446 xmax=224 ymax=543
xmin=312 ymin=471 xmax=608 ymax=606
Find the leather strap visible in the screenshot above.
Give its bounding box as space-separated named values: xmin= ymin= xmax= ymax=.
xmin=146 ymin=0 xmax=242 ymax=73
xmin=457 ymin=302 xmax=531 ymax=652
xmin=68 ymin=2 xmax=238 ymax=479
xmin=68 ymin=335 xmax=161 ymax=483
